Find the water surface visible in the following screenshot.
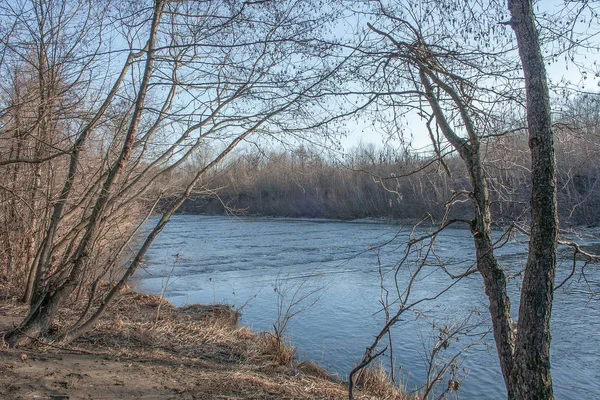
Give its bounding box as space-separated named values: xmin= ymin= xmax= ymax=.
xmin=133 ymin=215 xmax=600 ymax=398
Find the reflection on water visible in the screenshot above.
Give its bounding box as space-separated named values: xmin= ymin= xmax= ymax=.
xmin=133 ymin=215 xmax=600 ymax=398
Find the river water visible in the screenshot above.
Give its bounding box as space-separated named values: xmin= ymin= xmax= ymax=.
xmin=132 ymin=215 xmax=600 ymax=398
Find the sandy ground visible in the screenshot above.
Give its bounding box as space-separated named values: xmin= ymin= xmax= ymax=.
xmin=0 ymin=347 xmax=347 ymax=399
xmin=0 ymin=289 xmax=396 ymax=400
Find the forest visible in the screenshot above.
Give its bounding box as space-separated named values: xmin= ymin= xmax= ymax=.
xmin=1 ymin=0 xmax=599 ymax=399
xmin=177 ymin=101 xmax=600 ymax=225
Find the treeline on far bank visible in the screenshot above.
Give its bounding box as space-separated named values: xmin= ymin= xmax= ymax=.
xmin=170 ymin=124 xmax=600 ymax=227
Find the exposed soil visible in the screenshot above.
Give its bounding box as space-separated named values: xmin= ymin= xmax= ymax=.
xmin=0 ymin=287 xmax=397 ymax=400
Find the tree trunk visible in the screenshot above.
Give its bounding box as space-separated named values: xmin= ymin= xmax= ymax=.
xmin=419 ymin=68 xmax=517 ymax=397
xmin=507 ymin=0 xmax=558 ymax=399
xmin=468 ymin=160 xmax=516 ymax=398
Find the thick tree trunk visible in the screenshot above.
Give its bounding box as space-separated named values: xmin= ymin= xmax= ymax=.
xmin=508 ymin=0 xmax=558 ymax=399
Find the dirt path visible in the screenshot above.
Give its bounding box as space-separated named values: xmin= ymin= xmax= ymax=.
xmin=0 ymin=347 xmax=335 ymax=399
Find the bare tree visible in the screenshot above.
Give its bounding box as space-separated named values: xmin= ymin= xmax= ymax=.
xmin=1 ymin=0 xmax=343 ymax=346
xmin=337 ymin=1 xmax=599 ymax=399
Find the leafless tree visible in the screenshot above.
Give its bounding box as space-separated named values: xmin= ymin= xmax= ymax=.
xmin=337 ymin=1 xmax=599 ymax=399
xmin=1 ymin=0 xmax=344 ymax=346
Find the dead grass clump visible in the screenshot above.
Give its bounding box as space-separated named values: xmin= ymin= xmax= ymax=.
xmin=234 ymin=326 xmax=255 ymax=340
xmin=111 ymin=286 xmax=175 ymax=318
xmin=227 ymin=368 xmax=350 ymax=399
xmin=252 ymin=333 xmax=296 ymax=366
xmin=354 ymin=364 xmax=406 ymax=400
xmin=180 ymin=304 xmax=240 ymax=327
xmin=296 ymin=360 xmax=336 ymax=381
xmin=188 ymin=318 xmax=242 ymax=347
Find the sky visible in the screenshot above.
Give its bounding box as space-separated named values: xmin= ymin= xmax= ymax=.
xmin=334 ymin=0 xmax=600 ymax=153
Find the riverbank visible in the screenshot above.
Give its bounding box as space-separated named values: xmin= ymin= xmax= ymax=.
xmin=0 ymin=285 xmax=403 ymax=399
xmin=167 ymin=211 xmax=600 ymax=230
xmin=168 ymin=211 xmax=446 ymax=228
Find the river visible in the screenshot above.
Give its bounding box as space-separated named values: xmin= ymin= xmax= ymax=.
xmin=132 ymin=215 xmax=600 ymax=398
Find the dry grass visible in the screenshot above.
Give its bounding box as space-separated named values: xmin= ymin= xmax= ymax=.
xmin=251 ymin=332 xmax=297 ymax=366
xmin=63 ymin=286 xmax=258 ymax=363
xmin=296 ymin=360 xmax=337 ymax=380
xmin=354 ymin=363 xmax=414 ymax=400
xmin=1 ymin=283 xmax=417 ymax=399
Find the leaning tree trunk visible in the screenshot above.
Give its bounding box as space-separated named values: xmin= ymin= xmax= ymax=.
xmin=419 ymin=67 xmax=517 ymax=397
xmin=508 ymin=0 xmax=558 ymax=399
